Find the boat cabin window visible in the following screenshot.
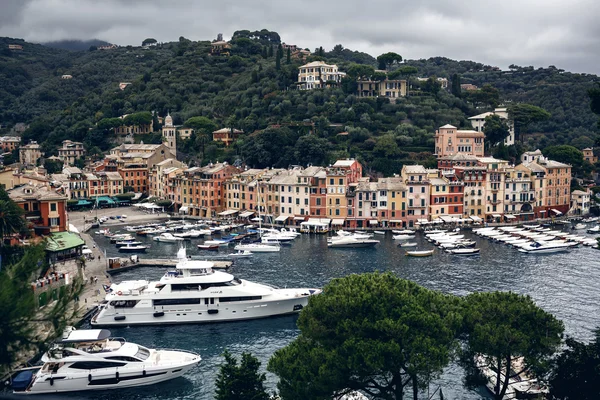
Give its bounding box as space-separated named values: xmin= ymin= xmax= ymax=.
xmin=220 ymin=296 xmax=262 ymax=302
xmin=106 ymin=356 xmax=142 ymax=362
xmin=110 ymin=300 xmax=139 ymax=308
xmin=171 ymin=283 xmax=201 ymax=291
xmin=134 ymin=346 xmax=150 ymax=361
xmin=69 ymin=361 xmax=126 ymax=370
xmin=199 ymin=279 xmax=241 ymax=290
xmin=153 ymin=298 xmax=201 ymax=306
xmin=189 ymin=268 xmax=212 ymax=276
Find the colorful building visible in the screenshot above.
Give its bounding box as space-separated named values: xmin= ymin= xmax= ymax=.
xmin=434 ymin=124 xmax=485 ymax=158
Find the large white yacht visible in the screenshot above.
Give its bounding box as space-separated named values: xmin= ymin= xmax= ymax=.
xmin=10 ymin=328 xmax=200 ymax=394
xmin=91 ymin=248 xmax=320 ymax=326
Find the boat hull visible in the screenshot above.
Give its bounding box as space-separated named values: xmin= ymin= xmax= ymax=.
xmin=91 ymin=294 xmax=313 ymax=326
xmin=17 ymin=360 xmax=198 ymax=394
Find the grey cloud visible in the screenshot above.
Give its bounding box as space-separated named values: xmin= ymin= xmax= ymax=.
xmin=0 ymin=0 xmax=599 ymax=74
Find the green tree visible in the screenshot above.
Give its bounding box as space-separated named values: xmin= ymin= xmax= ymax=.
xmin=215 ymin=350 xmax=269 ymax=400
xmin=421 ymin=77 xmax=441 ymax=96
xmin=549 ymin=328 xmax=600 ymax=400
xmin=508 ymin=103 xmax=551 ymax=141
xmin=286 ymin=47 xmax=291 ymax=64
xmin=461 ymin=292 xmax=564 ymax=400
xmin=483 ymin=115 xmax=510 ymax=150
xmin=123 ymin=111 xmax=152 ymax=126
xmin=184 ymin=116 xmax=218 ymax=158
xmin=268 ymin=273 xmax=461 ymax=400
xmin=0 ymin=244 xmax=83 ymax=371
xmin=0 ymin=187 xmax=25 ymax=244
xmin=43 ymin=158 xmax=63 ymax=174
xmin=377 ymin=52 xmax=402 ymax=71
xmin=543 ymin=145 xmax=583 ymax=171
xmin=451 ymin=73 xmax=461 ymax=97
xmin=588 ymin=82 xmax=600 ymax=130
xmin=293 ymin=135 xmax=330 ymax=166
xmin=268 ymin=45 xmax=274 ymax=57
xmin=142 ymin=38 xmax=157 ymax=46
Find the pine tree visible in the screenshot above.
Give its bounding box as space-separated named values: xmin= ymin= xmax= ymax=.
xmin=215 ymin=350 xmax=269 ymax=400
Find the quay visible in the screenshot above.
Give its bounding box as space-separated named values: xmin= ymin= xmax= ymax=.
xmin=105 ymin=257 xmax=233 ymax=274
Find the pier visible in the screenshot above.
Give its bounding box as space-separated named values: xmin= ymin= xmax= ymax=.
xmin=105 ymin=257 xmax=233 ymax=274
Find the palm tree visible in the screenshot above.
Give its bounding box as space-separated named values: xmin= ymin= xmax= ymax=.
xmin=0 ymin=199 xmax=25 ymax=242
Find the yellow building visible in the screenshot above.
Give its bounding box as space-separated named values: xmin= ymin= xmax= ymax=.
xmin=357 ymin=77 xmax=407 ymax=99
xmin=297 ymin=61 xmax=346 ymax=90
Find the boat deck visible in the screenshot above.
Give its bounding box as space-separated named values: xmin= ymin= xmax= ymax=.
xmin=106 ymin=258 xmax=233 ymax=274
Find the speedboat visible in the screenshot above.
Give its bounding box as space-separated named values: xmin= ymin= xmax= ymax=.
xmin=393 ymin=234 xmax=413 ymax=240
xmin=228 ymin=250 xmax=253 ymax=258
xmin=91 ymin=247 xmax=320 ymax=326
xmin=372 ymin=230 xmax=386 ymax=235
xmin=9 ymin=328 xmax=200 ymax=394
xmin=392 ymin=229 xmax=416 ymax=235
xmin=517 ymin=241 xmax=572 ymax=254
xmin=573 ymin=223 xmax=586 ymax=230
xmin=153 ymin=233 xmax=185 ymax=243
xmin=405 ymin=249 xmax=434 ymax=257
xmin=447 ymin=248 xmax=480 ymax=255
xmin=118 ymin=243 xmax=149 ymax=253
xmin=115 ymin=240 xmax=143 ymax=248
xmin=587 ymin=225 xmax=600 ymax=233
xmin=204 ymin=238 xmax=234 ymax=246
xmin=327 ymin=236 xmax=379 ymax=248
xmin=234 ymin=242 xmax=280 ymax=252
xmin=400 ymin=242 xmax=418 ymax=247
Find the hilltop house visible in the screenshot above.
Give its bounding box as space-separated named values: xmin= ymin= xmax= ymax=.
xmin=297 ymin=61 xmax=346 ymax=90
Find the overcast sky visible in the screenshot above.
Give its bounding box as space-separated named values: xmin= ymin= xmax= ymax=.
xmin=2 ymin=0 xmax=599 ymax=74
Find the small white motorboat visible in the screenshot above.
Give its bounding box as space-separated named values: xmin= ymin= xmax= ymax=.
xmin=405 ymin=249 xmax=434 ymax=257
xmin=234 ymin=243 xmax=280 ymax=252
xmin=228 ymin=250 xmax=253 ymax=258
xmin=392 ymin=229 xmax=416 ymax=235
xmin=447 ymin=248 xmax=480 ymax=255
xmin=153 ymin=233 xmax=185 ymax=243
xmin=587 ymin=225 xmax=600 ymax=233
xmin=118 ymin=243 xmax=149 ymax=253
xmin=393 ymin=234 xmax=413 ymax=240
xmin=400 ymin=242 xmax=418 ymax=247
xmin=373 ymin=231 xmax=386 ymax=235
xmin=573 ymin=223 xmax=586 ymax=230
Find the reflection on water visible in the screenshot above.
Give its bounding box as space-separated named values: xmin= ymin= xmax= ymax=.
xmin=63 ymin=227 xmax=600 ymax=398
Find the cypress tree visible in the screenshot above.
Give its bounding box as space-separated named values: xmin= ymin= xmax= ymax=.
xmin=286 ymin=47 xmax=291 ymax=64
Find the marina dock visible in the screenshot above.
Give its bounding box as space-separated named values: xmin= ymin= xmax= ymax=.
xmin=106 ymin=257 xmax=233 ymax=274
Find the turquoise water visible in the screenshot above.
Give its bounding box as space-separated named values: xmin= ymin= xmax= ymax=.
xmin=64 ymin=227 xmax=600 ymax=398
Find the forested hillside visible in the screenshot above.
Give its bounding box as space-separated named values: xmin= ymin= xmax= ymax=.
xmin=0 ymin=32 xmax=597 ymax=176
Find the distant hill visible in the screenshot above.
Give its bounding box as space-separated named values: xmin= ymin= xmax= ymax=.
xmin=42 ymin=39 xmax=113 ymax=51
xmin=0 ymin=32 xmax=598 ymax=176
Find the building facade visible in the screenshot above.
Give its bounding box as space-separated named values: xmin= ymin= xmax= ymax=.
xmin=297 ymin=61 xmax=346 ymax=90
xmin=434 ymin=124 xmax=485 ymax=158
xmin=57 ymin=140 xmax=85 ymax=166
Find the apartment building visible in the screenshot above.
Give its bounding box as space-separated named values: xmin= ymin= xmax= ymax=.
xmin=19 ymin=141 xmax=43 ymax=166
xmin=456 ymin=165 xmax=486 ymax=219
xmin=435 ymin=124 xmax=485 ymax=158
xmin=57 ymin=140 xmax=85 ymax=166
xmin=478 ymin=157 xmax=510 ymax=220
xmin=357 ymin=77 xmax=407 ymax=99
xmin=401 ymin=165 xmax=432 ymax=227
xmin=9 ymin=184 xmax=68 ymax=235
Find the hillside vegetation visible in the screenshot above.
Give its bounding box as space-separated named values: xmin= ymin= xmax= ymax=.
xmin=0 ymin=32 xmax=597 ymax=176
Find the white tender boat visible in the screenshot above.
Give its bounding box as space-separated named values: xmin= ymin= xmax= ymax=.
xmin=392 ymin=229 xmax=416 ymax=235
xmin=118 ymin=243 xmax=149 ymax=253
xmin=327 ymin=236 xmax=379 ymax=248
xmin=518 ymin=241 xmax=572 ymax=254
xmin=587 ymin=225 xmax=600 ymax=233
xmin=392 ymin=234 xmax=413 ymax=240
xmin=373 ymin=230 xmax=386 ymax=235
xmin=405 ymin=250 xmax=434 ymax=257
xmin=91 ymin=248 xmax=320 ymax=326
xmin=234 ymin=242 xmax=280 ymax=252
xmin=227 ymin=250 xmax=253 ymax=258
xmin=400 ymin=242 xmax=418 ymax=247
xmin=10 ymin=328 xmax=200 ymax=394
xmin=573 ymin=223 xmax=586 ymax=230
xmin=153 ymin=233 xmax=185 ymax=243
xmin=447 ymin=248 xmax=480 ymax=255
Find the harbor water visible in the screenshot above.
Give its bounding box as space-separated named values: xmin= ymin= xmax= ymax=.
xmin=75 ymin=226 xmax=600 ymax=399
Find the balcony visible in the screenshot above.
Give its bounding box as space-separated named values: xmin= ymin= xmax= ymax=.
xmin=489 ymin=199 xmax=501 ymax=204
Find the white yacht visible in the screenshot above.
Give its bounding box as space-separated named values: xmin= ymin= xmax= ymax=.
xmin=153 ymin=233 xmax=185 ymax=243
xmin=91 ymin=248 xmax=319 ymax=326
xmin=10 ymin=328 xmax=200 ymax=395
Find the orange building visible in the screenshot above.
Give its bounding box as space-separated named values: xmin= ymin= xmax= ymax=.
xmin=0 ymin=136 xmax=20 ymax=152
xmin=8 ymin=184 xmax=68 ymax=235
xmin=434 ymin=124 xmax=485 ymax=158
xmin=212 ymin=128 xmax=243 ymax=147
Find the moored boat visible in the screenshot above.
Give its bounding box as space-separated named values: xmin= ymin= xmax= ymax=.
xmin=447 ymin=248 xmax=480 ymax=255
xmin=405 ymin=249 xmax=434 ymax=257
xmin=9 ymin=328 xmax=200 ymax=394
xmin=91 ymin=247 xmax=320 ymax=326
